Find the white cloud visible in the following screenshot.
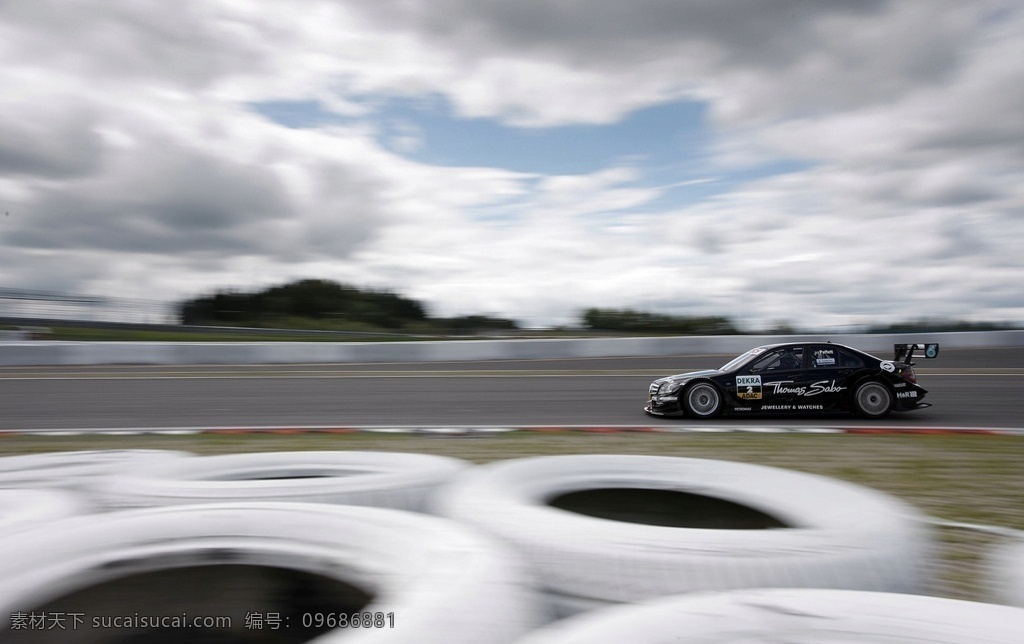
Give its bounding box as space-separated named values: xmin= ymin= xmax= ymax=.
xmin=1 ymin=0 xmax=1022 ymax=329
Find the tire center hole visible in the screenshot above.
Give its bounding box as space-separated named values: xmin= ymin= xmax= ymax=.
xmin=6 ymin=565 xmax=374 ymax=644
xmin=547 ymin=487 xmax=790 ymax=529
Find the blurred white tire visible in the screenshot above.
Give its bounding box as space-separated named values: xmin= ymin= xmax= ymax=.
xmin=0 ymin=489 xmax=92 ymax=535
xmin=0 ymin=502 xmax=546 ymax=643
xmin=512 ymin=588 xmax=1024 ymax=644
xmin=0 ymin=449 xmax=191 ymax=490
xmin=988 ymin=536 xmax=1024 ymax=608
xmin=90 ymin=450 xmax=468 ymax=511
xmin=433 ymin=454 xmax=934 ymax=614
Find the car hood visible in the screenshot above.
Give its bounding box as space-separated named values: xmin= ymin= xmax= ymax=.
xmin=657 ymin=369 xmax=723 ymax=384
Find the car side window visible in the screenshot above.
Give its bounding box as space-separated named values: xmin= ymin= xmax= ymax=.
xmin=749 ymin=347 xmax=803 ymax=372
xmin=838 ymin=349 xmax=864 ymax=368
xmin=748 ymin=351 xmax=779 ymax=372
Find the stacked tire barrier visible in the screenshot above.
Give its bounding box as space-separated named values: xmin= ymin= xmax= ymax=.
xmin=511 ymin=589 xmax=1024 ymax=643
xmin=1 ymin=449 xmax=1023 ymax=643
xmin=432 ymin=454 xmax=935 ymax=616
xmin=988 ymin=537 xmax=1024 ymax=609
xmin=87 ymin=450 xmax=469 ymax=512
xmin=0 ymin=449 xmax=543 ymax=643
xmin=0 ymin=489 xmax=91 ymax=533
xmin=0 ymin=503 xmax=545 ymax=644
xmin=0 ymin=449 xmax=191 ymax=490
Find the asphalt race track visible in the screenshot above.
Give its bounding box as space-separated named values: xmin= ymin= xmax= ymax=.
xmin=1 ymin=346 xmax=1022 ymax=432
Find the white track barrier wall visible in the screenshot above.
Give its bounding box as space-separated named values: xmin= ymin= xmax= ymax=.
xmin=1 ymin=330 xmax=1022 ymax=366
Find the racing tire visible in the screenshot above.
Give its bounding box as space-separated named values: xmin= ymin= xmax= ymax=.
xmin=0 ymin=503 xmax=546 ymax=643
xmin=853 ymin=380 xmax=894 ymax=419
xmin=988 ymin=536 xmax=1024 ymax=608
xmin=0 ymin=450 xmax=191 ymax=490
xmin=512 ymin=589 xmax=1024 ymax=644
xmin=681 ymin=381 xmax=723 ymax=418
xmin=432 ymin=455 xmax=935 ymax=616
xmin=0 ymin=489 xmax=92 ymax=535
xmin=89 ymin=451 xmax=469 ymax=511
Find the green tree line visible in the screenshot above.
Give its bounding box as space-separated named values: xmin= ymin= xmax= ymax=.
xmin=179 ymin=280 xmax=745 ymax=334
xmin=180 ymin=280 xmax=1015 ymax=336
xmin=178 ymin=279 xmax=518 ymax=332
xmin=581 ymin=308 xmax=738 ymax=334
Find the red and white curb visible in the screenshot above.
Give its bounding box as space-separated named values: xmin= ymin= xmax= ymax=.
xmin=1 ymin=425 xmax=1021 ymax=436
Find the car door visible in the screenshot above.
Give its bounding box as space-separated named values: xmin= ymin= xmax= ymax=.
xmin=740 ymin=346 xmax=806 ymax=411
xmin=791 ymin=345 xmax=857 ymax=410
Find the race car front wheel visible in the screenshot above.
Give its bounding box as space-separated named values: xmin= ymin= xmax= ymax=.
xmin=683 ymin=382 xmax=722 ymax=418
xmin=853 ymin=381 xmax=894 ymax=419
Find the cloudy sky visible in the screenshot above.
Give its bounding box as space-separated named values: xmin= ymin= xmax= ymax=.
xmin=1 ymin=1 xmax=1022 ymax=329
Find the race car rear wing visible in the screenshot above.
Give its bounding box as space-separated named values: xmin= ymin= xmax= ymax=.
xmin=894 ymin=343 xmax=940 ymax=364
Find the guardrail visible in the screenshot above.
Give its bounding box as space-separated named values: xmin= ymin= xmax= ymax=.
xmin=2 ymin=330 xmax=1023 ymax=366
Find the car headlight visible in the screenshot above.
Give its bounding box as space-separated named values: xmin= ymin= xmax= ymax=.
xmin=658 ymin=381 xmax=683 ymax=397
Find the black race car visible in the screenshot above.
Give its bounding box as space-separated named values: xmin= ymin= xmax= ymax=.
xmin=645 ymin=342 xmax=939 ymax=419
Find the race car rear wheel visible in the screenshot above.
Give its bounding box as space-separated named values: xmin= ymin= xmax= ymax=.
xmin=683 ymin=382 xmax=722 ymax=418
xmin=853 ymin=381 xmax=894 ymax=419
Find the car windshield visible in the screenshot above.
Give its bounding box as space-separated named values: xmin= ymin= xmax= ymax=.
xmin=719 ymin=349 xmax=763 ymax=372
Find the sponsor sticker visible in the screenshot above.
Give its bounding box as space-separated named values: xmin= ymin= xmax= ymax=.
xmin=897 ymin=391 xmax=918 ymax=399
xmin=880 ymin=361 xmax=896 ymax=372
xmin=765 ymin=380 xmax=846 ymax=397
xmin=736 ymin=375 xmax=762 ymax=400
xmin=762 ymin=404 xmax=824 ymax=411
xmin=813 ymin=349 xmax=836 ymax=367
